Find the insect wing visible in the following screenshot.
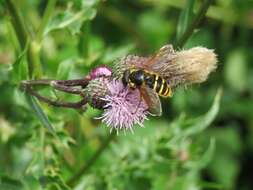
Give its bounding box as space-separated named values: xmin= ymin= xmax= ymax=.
xmin=140 ymin=86 xmax=162 ymax=116
xmin=142 ymin=44 xmax=175 ymax=69
xmin=113 ymin=55 xmax=149 ymax=79
xmin=113 ymin=44 xmax=175 ymax=79
xmin=142 ymin=44 xmax=195 ymax=88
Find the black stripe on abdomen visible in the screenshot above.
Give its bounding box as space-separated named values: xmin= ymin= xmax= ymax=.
xmin=161 ymin=82 xmax=168 ymax=95
xmin=155 ymin=76 xmax=163 ymax=93
xmin=144 ymin=73 xmax=155 ymax=89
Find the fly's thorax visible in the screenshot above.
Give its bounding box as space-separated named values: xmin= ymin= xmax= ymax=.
xmin=128 ymin=69 xmax=145 ymax=87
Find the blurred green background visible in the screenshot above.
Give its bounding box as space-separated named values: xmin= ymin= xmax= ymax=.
xmin=0 ymin=0 xmax=253 ymax=189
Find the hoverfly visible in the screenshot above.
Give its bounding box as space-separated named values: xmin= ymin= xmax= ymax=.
xmin=122 ymin=68 xmax=172 ymax=97
xmin=113 ymin=44 xmax=217 ymax=116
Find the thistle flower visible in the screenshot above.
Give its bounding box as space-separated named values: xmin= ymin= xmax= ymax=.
xmin=22 ymin=46 xmax=218 ymax=133
xmin=100 ymin=80 xmax=149 ymax=133
xmin=84 ymin=78 xmax=149 ymax=133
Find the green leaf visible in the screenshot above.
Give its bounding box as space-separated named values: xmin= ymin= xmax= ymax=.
xmin=39 ymin=175 xmax=71 ymax=190
xmin=0 ymin=176 xmax=23 ymax=190
xmin=183 ymin=88 xmax=222 ymax=137
xmin=102 ymin=44 xmax=135 ymax=65
xmin=11 ymin=47 xmax=28 ymax=84
xmin=224 ymin=49 xmax=249 ymax=92
xmin=185 ymin=138 xmax=216 ymax=170
xmin=25 ymin=94 xmax=56 ymax=135
xmin=78 ymin=22 xmax=90 ymax=60
xmin=207 ymin=127 xmax=242 ymax=189
xmin=56 ymin=58 xmax=74 ymax=80
xmin=44 ymin=7 xmax=96 ymax=36
xmin=176 ymin=0 xmax=195 ymax=40
xmin=138 ymin=11 xmax=174 ymax=50
xmin=199 ymin=181 xmax=223 ymax=190
xmin=23 ymin=176 xmax=42 ymax=190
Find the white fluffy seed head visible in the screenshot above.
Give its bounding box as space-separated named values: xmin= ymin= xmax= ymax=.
xmin=173 ymin=47 xmax=217 ymax=85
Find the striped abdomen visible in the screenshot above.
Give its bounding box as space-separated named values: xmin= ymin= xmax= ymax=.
xmin=144 ymin=72 xmax=171 ymax=97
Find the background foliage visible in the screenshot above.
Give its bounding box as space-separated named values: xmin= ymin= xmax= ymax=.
xmin=0 ymin=0 xmax=253 ymax=189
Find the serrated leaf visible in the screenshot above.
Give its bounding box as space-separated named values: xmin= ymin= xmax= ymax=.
xmin=176 ymin=0 xmax=195 ymax=40
xmin=183 ymin=88 xmax=222 ymax=137
xmin=185 ymin=138 xmax=216 ymax=170
xmin=44 ymin=7 xmax=96 ymax=36
xmin=25 ymin=94 xmax=56 ymax=135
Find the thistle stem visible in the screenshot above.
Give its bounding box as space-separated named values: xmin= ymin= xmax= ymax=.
xmin=37 ymin=0 xmax=57 ymax=41
xmin=67 ymin=131 xmax=117 ymax=187
xmin=5 ymin=0 xmax=41 ymax=78
xmin=176 ymin=0 xmax=214 ymax=47
xmin=20 ymin=78 xmax=91 ymax=109
xmin=5 ymin=0 xmax=28 ymax=49
xmin=23 ymin=85 xmax=87 ymax=109
xmin=21 ymin=78 xmax=90 ymax=87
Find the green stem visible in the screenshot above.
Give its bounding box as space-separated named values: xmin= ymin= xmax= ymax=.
xmin=39 ymin=125 xmax=45 ymax=171
xmin=28 ymin=0 xmax=57 ymax=78
xmin=5 ymin=0 xmax=43 ymax=79
xmin=67 ymin=131 xmax=116 ymax=187
xmin=27 ymin=41 xmax=43 ymax=78
xmin=5 ymin=0 xmax=28 ymax=49
xmin=176 ymin=0 xmax=214 ymax=47
xmin=37 ymin=0 xmax=57 ymax=41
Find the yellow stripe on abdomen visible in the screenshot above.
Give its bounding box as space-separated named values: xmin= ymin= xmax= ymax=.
xmin=164 ymin=87 xmax=172 ymax=97
xmin=153 ymin=75 xmax=159 ymax=91
xmin=158 ymin=79 xmax=165 ymax=94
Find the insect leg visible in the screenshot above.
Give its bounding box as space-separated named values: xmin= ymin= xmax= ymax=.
xmin=131 ymin=90 xmax=142 ymax=114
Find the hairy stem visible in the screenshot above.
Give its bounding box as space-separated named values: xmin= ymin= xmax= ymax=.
xmin=176 ymin=0 xmax=214 ymax=47
xmin=67 ymin=131 xmax=117 ymax=187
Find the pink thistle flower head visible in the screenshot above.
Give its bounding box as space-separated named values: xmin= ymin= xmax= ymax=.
xmin=101 ymin=80 xmax=149 ymax=133
xmin=84 ymin=78 xmax=149 ymax=133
